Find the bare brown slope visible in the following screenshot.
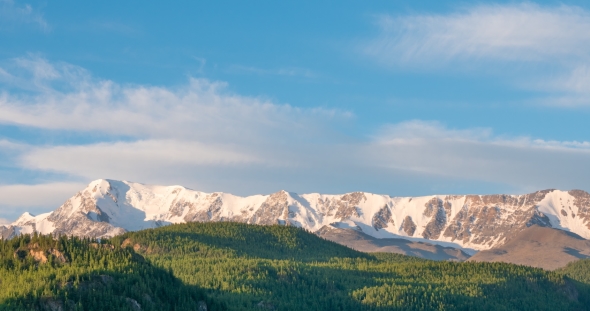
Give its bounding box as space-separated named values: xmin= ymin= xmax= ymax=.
xmin=316 ymin=226 xmax=470 ymax=261
xmin=468 ymin=225 xmax=590 ymax=270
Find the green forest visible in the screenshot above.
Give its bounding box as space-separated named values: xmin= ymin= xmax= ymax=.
xmin=0 ymin=222 xmax=589 ymax=310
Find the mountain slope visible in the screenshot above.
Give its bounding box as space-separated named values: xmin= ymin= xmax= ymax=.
xmin=317 ymin=226 xmax=471 ymax=261
xmin=3 ymin=179 xmax=590 ymax=252
xmin=4 ymin=222 xmax=589 ymax=310
xmin=115 ymin=222 xmax=590 ymax=311
xmin=468 ymin=225 xmax=590 ymax=270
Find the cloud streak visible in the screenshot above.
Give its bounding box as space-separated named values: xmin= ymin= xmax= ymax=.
xmin=0 ymin=0 xmax=49 ymax=32
xmin=0 ymin=182 xmax=86 ymax=221
xmin=21 ymin=139 xmax=271 ymax=181
xmin=362 ymin=3 xmax=590 ymax=107
xmin=0 ymin=182 xmax=84 ymax=207
xmin=12 ymin=119 xmax=590 ymax=199
xmin=0 ymin=56 xmax=348 ymax=142
xmin=529 ymin=65 xmax=590 ymax=107
xmin=369 ymin=121 xmax=590 ymax=191
xmin=365 ymin=3 xmax=590 ymax=65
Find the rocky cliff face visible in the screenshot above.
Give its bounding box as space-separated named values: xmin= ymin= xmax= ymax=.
xmin=3 ymin=179 xmax=590 ymax=251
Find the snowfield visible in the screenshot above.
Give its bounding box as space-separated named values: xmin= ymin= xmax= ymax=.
xmin=3 ymin=179 xmax=590 ymax=253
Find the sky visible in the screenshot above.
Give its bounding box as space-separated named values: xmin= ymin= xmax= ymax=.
xmin=1 ymin=0 xmax=590 ymax=222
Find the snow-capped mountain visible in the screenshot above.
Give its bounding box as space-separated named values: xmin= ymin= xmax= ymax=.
xmin=2 ymin=179 xmax=590 ymax=252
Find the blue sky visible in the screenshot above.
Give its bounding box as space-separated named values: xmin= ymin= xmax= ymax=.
xmin=1 ymin=0 xmax=590 ymax=221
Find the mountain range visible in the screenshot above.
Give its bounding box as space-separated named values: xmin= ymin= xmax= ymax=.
xmin=3 ymin=179 xmax=590 ymax=260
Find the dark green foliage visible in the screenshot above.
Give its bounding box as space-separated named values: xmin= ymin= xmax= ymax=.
xmin=111 ymin=222 xmax=370 ymax=262
xmin=1 ymin=222 xmax=589 ymax=310
xmin=559 ymin=259 xmax=590 ymax=284
xmin=557 ymin=259 xmax=590 ymax=306
xmin=118 ymin=222 xmax=589 ymax=311
xmin=0 ymin=233 xmax=222 ymax=311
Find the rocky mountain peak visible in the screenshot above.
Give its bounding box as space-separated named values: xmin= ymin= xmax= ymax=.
xmin=2 ymin=180 xmax=589 ymax=253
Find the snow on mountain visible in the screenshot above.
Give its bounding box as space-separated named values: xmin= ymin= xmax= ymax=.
xmin=2 ymin=179 xmax=590 ymax=252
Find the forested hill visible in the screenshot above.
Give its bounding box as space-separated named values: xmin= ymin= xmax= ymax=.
xmin=0 ymin=233 xmax=223 ymax=311
xmin=1 ymin=222 xmax=590 ymax=310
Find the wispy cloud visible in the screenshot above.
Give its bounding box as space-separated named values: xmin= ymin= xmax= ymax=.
xmin=15 ymin=119 xmax=590 ymax=197
xmin=0 ymin=182 xmax=86 ymax=221
xmin=365 ymin=3 xmax=590 ymax=65
xmin=21 ymin=140 xmax=270 ymax=182
xmin=0 ymin=55 xmax=352 ymax=193
xmin=0 ymin=139 xmax=25 ymax=150
xmin=0 ymin=0 xmax=49 ymax=32
xmin=1 ymin=56 xmax=590 ymax=215
xmin=527 ymin=64 xmax=590 ymax=107
xmin=0 ymin=55 xmax=91 ymax=92
xmin=0 ymin=56 xmax=346 ymax=141
xmin=0 ymin=67 xmax=12 ymax=80
xmin=369 ymin=121 xmax=590 ymax=192
xmin=362 ymin=3 xmax=590 ymax=107
xmin=192 ymin=56 xmax=207 ymax=74
xmin=0 ymin=182 xmax=84 ymax=207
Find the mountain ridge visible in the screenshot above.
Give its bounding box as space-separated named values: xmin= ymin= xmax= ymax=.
xmin=2 ymin=179 xmax=590 ymax=253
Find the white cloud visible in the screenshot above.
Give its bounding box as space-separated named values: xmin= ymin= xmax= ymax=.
xmin=0 ymin=56 xmax=346 ymax=142
xmin=0 ymin=182 xmax=86 ymax=222
xmin=0 ymin=139 xmax=24 ymax=149
xmin=0 ymin=67 xmax=12 ymax=80
xmin=13 ymin=55 xmax=62 ymax=81
xmin=529 ymin=65 xmax=590 ymax=106
xmin=1 ymin=56 xmax=590 ymax=217
xmin=363 ymin=3 xmax=590 ymax=107
xmin=365 ymin=3 xmax=590 ymax=66
xmin=369 ymin=121 xmax=590 ymax=191
xmin=14 ymin=119 xmax=590 ymax=198
xmin=0 ymin=182 xmax=85 ymax=208
xmin=0 ymin=0 xmax=49 ymax=32
xmin=0 ymin=56 xmax=355 ymax=198
xmin=21 ymin=139 xmax=272 ymax=182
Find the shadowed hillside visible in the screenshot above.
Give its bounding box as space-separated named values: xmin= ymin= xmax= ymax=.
xmin=114 ymin=222 xmax=590 ymax=311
